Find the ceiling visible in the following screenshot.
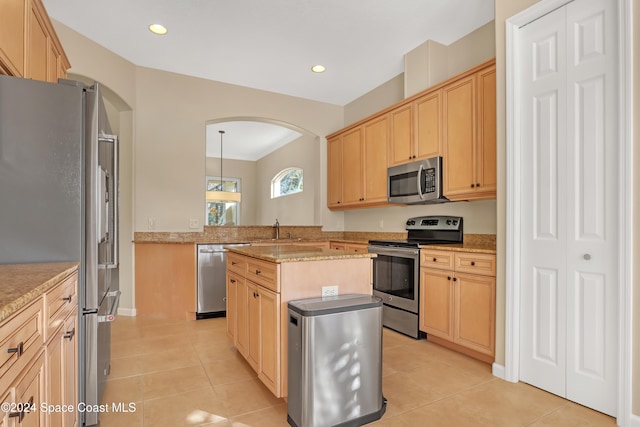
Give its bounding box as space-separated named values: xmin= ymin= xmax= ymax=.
xmin=42 ymin=0 xmax=494 ymax=160
xmin=206 ymin=121 xmax=302 ymax=161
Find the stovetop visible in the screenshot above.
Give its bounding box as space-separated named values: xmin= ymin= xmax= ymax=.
xmin=368 ymin=216 xmax=463 ymax=248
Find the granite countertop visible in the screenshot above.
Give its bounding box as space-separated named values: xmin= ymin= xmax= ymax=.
xmin=419 ymin=241 xmax=496 ymax=254
xmin=0 ymin=262 xmax=79 ymax=322
xmin=228 ymin=245 xmax=376 ymax=263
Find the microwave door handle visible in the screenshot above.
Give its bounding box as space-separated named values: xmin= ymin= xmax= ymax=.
xmin=417 ymin=164 xmax=425 ymax=200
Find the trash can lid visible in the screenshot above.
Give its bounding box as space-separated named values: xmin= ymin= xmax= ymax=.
xmin=288 ymin=294 xmax=382 ymax=317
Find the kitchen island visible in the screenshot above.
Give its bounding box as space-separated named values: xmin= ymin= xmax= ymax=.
xmin=225 ymin=245 xmax=375 ymax=398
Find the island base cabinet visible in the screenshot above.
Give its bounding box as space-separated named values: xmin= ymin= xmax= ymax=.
xmin=257 ymin=287 xmax=280 ymax=395
xmin=234 ymin=277 xmax=282 ymax=396
xmin=227 ymin=252 xmax=373 ymax=398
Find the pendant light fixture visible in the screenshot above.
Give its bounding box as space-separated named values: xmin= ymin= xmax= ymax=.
xmin=206 ymin=130 xmax=241 ymax=203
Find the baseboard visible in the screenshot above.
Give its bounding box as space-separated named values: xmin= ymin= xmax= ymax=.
xmin=625 ymin=412 xmax=640 ymax=427
xmin=492 ymin=363 xmax=506 ymax=380
xmin=117 ymin=307 xmax=137 ymax=317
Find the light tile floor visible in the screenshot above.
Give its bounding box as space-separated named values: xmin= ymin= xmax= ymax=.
xmin=101 ymin=316 xmax=617 ymax=427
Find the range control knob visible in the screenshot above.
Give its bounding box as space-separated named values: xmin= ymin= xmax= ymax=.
xmin=453 ymin=220 xmax=458 ymax=225
xmin=446 ymin=219 xmax=452 ymax=225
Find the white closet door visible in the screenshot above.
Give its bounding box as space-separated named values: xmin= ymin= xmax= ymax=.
xmin=518 ymin=0 xmax=618 ymax=417
xmin=519 ymin=4 xmax=568 ymax=398
xmin=564 ymin=0 xmax=617 ymax=414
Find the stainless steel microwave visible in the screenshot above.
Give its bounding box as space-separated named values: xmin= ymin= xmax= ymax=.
xmin=387 ymin=156 xmax=448 ymax=204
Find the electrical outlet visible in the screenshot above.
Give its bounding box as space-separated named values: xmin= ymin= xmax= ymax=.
xmin=189 ymin=218 xmax=199 ymax=229
xmin=148 ymin=217 xmax=155 ymax=230
xmin=321 ymin=285 xmax=338 ymax=297
xmin=379 ymin=219 xmax=384 ymax=229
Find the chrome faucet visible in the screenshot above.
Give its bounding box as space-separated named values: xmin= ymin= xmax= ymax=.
xmin=273 ymin=218 xmax=280 ymax=239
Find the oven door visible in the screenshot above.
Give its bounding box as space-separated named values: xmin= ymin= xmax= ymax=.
xmin=368 ymin=245 xmax=420 ymax=313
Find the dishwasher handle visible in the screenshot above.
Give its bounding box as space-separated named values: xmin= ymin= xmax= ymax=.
xmin=199 ymin=248 xmax=227 ymax=254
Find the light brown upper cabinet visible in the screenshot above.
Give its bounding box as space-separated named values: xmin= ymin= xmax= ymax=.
xmin=0 ymin=0 xmax=70 ymax=82
xmin=327 ymin=58 xmax=496 ymax=210
xmin=327 ymin=115 xmax=389 ymax=210
xmin=442 ymin=63 xmax=496 ymax=201
xmin=388 ymin=89 xmax=442 ymax=167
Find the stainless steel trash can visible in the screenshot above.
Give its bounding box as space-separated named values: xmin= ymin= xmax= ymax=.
xmin=287 ymin=294 xmax=386 ymax=427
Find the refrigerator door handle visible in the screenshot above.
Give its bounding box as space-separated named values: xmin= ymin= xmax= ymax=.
xmin=100 ymin=134 xmax=119 ymax=268
xmin=97 ymin=290 xmax=121 ymax=323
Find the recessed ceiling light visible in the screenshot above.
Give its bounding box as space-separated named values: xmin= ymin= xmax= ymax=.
xmin=148 ymin=24 xmax=168 ymax=35
xmin=311 ymin=65 xmax=326 ymax=73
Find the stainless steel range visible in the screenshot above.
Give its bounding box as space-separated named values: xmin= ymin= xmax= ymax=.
xmin=368 ymin=216 xmax=463 ymax=338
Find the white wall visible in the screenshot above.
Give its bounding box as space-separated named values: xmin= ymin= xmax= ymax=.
xmin=255 ymin=134 xmax=320 ymax=226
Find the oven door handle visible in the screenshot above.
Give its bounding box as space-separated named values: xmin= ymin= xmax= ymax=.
xmin=417 ymin=164 xmax=425 ymax=200
xmin=368 ymin=246 xmax=420 ymax=257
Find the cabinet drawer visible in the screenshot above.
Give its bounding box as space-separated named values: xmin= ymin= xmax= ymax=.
xmin=454 ymin=253 xmax=496 ymax=276
xmin=246 ymin=259 xmax=279 ymax=292
xmin=44 ymin=272 xmax=77 ymax=341
xmin=0 ymin=299 xmax=43 ymax=392
xmin=420 ymin=250 xmax=454 ymax=270
xmin=227 ymin=253 xmax=247 ymax=275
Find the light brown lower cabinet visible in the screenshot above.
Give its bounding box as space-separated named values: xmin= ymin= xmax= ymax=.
xmin=420 ymin=250 xmax=495 ymax=362
xmin=226 ymin=251 xmax=372 ymax=397
xmin=230 ymin=270 xmax=281 ymax=395
xmin=0 ymin=268 xmax=78 ymax=427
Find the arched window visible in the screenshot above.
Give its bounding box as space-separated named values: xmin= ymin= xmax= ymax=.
xmin=271 ymin=167 xmax=303 ymax=199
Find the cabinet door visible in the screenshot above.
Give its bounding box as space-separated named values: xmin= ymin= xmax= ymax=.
xmin=0 ymin=0 xmax=26 ymax=76
xmin=475 ymin=65 xmax=497 ymax=195
xmin=389 ymin=104 xmax=413 ymax=166
xmin=61 ymin=313 xmax=77 ymax=427
xmin=454 ymin=272 xmax=495 ymax=356
xmin=327 ymin=135 xmax=343 ymax=208
xmin=419 ymin=268 xmax=454 ymax=339
xmin=46 ymin=328 xmax=63 ymax=427
xmin=258 ymin=287 xmax=280 ymax=396
xmin=235 ymin=277 xmax=249 ymax=358
xmin=414 ymin=90 xmax=441 ymax=160
xmin=15 ymin=352 xmax=46 ymax=427
xmin=27 ymin=1 xmax=48 ymax=82
xmin=341 ymin=127 xmax=363 ymax=205
xmin=442 ymin=74 xmax=476 ymax=197
xmin=226 ymin=272 xmax=239 ymax=341
xmin=0 ymin=388 xmax=11 ymax=427
xmin=362 ymin=115 xmax=388 ymax=204
xmin=247 ymin=282 xmax=260 ymax=371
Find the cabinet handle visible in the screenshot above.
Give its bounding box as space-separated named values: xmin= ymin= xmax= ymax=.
xmin=62 ymin=295 xmax=72 ymax=303
xmin=476 ymin=183 xmax=481 ymax=187
xmin=447 ymin=276 xmax=452 ymax=281
xmin=253 ymin=292 xmax=259 ymax=298
xmin=433 ymin=257 xmax=437 ymax=262
xmin=64 ymin=328 xmax=75 ymax=340
xmin=9 ymin=396 xmax=33 ymax=422
xmin=255 ymin=269 xmax=261 ymax=275
xmin=471 ymin=261 xmax=475 ymax=266
xmin=471 ymin=183 xmax=475 ymax=188
xmin=231 ymin=261 xmax=237 ymax=265
xmin=7 ymin=341 xmax=24 ymax=357
xmin=230 ymin=279 xmax=236 ymax=283
xmin=453 ymin=277 xmax=458 ymax=282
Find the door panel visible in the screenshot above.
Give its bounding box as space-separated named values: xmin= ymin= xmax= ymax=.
xmin=564 ymin=0 xmax=617 ymax=414
xmin=519 ymin=4 xmax=567 ymax=395
xmin=519 ymin=0 xmax=618 ymax=417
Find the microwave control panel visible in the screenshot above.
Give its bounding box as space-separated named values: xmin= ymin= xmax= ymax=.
xmin=422 ymin=167 xmax=436 ymax=194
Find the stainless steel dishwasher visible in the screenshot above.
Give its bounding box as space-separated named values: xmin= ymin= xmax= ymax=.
xmin=197 ymin=243 xmax=249 ymax=319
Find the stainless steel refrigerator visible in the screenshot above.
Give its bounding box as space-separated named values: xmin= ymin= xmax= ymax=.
xmin=0 ymin=74 xmax=120 ymax=427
